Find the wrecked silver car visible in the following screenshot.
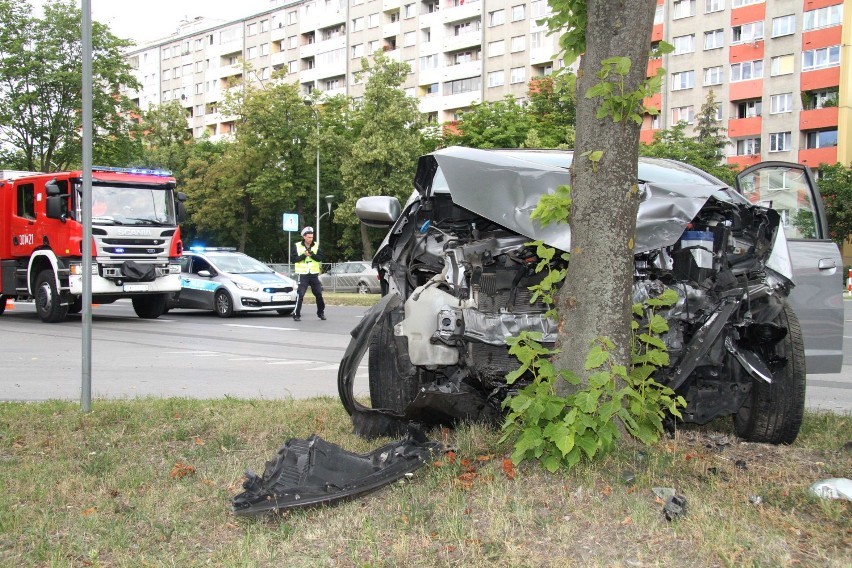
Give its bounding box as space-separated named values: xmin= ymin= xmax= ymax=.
xmin=339 ymin=147 xmax=843 ymax=444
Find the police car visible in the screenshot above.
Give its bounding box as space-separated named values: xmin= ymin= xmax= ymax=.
xmin=165 ymin=248 xmax=298 ymax=317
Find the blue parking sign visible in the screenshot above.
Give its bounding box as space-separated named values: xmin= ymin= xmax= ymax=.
xmin=282 ymin=213 xmax=299 ymax=232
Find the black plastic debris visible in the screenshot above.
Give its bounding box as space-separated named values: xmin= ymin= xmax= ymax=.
xmin=663 ymin=494 xmax=688 ymax=521
xmin=232 ymin=426 xmax=442 ymax=516
xmin=735 ymin=459 xmax=748 ymax=470
xmin=622 ymin=470 xmax=636 ymax=487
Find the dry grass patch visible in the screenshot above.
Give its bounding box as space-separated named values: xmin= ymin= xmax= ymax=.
xmin=0 ymin=399 xmax=849 ymax=567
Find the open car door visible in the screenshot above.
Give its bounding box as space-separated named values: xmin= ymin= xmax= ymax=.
xmin=736 ymin=162 xmax=843 ymax=373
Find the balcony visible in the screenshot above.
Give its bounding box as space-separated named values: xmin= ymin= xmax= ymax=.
xmin=441 ymin=90 xmax=481 ymax=110
xmin=799 ymin=107 xmax=838 ymax=131
xmin=798 ymin=147 xmax=837 ymax=168
xmin=727 ymin=116 xmax=762 ymax=138
xmin=729 ymin=79 xmax=763 ymax=101
xmin=315 ymin=59 xmax=347 ymax=80
xmin=442 ymin=31 xmax=482 ymax=52
xmin=727 ymin=155 xmax=761 ymax=169
xmin=443 ymin=60 xmax=481 ymax=82
xmin=419 ymin=66 xmax=443 ymax=85
xmin=383 ymin=21 xmax=401 ymax=37
xmin=383 ymin=0 xmax=401 ymax=11
xmin=801 ymin=67 xmax=841 ymax=91
xmin=728 ymin=41 xmax=764 ymax=64
xmin=442 ymin=1 xmax=482 ymax=24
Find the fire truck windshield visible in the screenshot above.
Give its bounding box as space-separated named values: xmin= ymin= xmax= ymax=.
xmin=85 ymin=186 xmax=176 ymax=226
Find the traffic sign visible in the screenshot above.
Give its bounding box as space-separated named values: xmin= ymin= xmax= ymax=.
xmin=282 ymin=213 xmax=299 ymax=232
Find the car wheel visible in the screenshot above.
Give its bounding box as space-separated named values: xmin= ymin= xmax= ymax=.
xmin=734 ymin=302 xmax=806 ymax=444
xmin=35 ymin=269 xmax=69 ymax=323
xmin=277 ymin=308 xmax=294 ymax=316
xmin=132 ymin=294 xmax=166 ymax=319
xmin=215 ymin=290 xmax=234 ymax=318
xmin=0 ymin=295 xmax=6 ymax=316
xmin=368 ymin=312 xmax=423 ymax=413
xmin=357 ymin=281 xmax=370 ymax=294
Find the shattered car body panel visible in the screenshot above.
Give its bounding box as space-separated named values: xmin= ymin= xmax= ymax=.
xmin=232 ymin=426 xmax=441 ymax=515
xmin=342 ymin=147 xmax=840 ymax=444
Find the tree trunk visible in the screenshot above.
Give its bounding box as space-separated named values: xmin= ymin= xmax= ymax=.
xmin=553 ymin=0 xmax=656 ymax=391
xmin=360 ymin=223 xmax=373 ymax=261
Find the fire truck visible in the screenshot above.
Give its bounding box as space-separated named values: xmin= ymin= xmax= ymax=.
xmin=0 ymin=167 xmax=186 ymax=323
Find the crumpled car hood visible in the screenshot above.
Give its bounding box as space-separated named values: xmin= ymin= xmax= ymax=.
xmin=426 ymin=146 xmax=744 ymax=254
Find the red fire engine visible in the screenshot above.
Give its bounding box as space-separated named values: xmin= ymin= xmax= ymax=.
xmin=0 ymin=167 xmax=185 ymax=322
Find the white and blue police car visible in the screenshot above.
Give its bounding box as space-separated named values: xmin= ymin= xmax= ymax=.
xmin=166 ymin=247 xmax=298 ymax=317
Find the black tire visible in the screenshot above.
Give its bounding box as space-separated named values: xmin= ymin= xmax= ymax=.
xmin=0 ymin=296 xmax=5 ymax=316
xmin=214 ymin=290 xmax=234 ymax=318
xmin=368 ymin=312 xmax=422 ymax=412
xmin=132 ymin=294 xmax=166 ymax=319
xmin=734 ymin=302 xmax=806 ymax=444
xmin=35 ymin=269 xmax=69 ymax=323
xmin=357 ymin=281 xmax=370 ymax=294
xmin=277 ymin=308 xmax=294 ymax=316
xmin=67 ymin=297 xmax=83 ymax=314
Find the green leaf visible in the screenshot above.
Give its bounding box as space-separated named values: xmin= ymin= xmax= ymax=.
xmin=584 ymin=345 xmax=609 ymax=370
xmin=575 ymin=433 xmax=597 ymax=459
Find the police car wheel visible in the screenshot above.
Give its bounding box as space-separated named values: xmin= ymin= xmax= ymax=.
xmin=215 ymin=290 xmax=234 ymax=318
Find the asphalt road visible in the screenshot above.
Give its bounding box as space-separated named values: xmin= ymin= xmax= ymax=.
xmin=1 ymin=298 xmax=850 ymax=414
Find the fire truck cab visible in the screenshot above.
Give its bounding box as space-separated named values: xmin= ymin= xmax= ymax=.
xmin=0 ymin=167 xmax=185 ymax=322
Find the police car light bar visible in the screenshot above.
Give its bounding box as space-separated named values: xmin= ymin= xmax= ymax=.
xmin=188 ymin=246 xmax=238 ymax=252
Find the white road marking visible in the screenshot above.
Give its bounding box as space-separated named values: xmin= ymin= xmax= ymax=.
xmin=267 ymin=360 xmax=323 ymax=365
xmin=224 ymin=324 xmax=298 ymax=330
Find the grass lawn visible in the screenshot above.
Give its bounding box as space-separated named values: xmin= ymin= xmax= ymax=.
xmin=0 ymin=398 xmax=849 ymax=567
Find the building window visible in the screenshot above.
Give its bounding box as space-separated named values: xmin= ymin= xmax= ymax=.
xmin=672 ymin=0 xmax=696 ymax=19
xmin=351 ymin=17 xmax=364 ymax=31
xmin=736 ymin=99 xmax=762 ymax=118
xmin=260 ymin=43 xmax=268 ymax=57
xmin=368 ymin=40 xmax=380 ymax=53
xmin=162 ymin=69 xmax=171 ymax=80
xmin=770 ymin=54 xmax=794 ymax=76
xmin=771 ymin=15 xmax=795 ymax=37
xmin=650 ymin=114 xmax=660 ymax=129
xmin=288 ymin=60 xmax=297 ymax=73
xmin=288 ymin=35 xmax=298 ymax=48
xmin=247 ymin=46 xmax=258 ymax=59
xmin=805 ymin=129 xmax=837 ymax=149
xmin=714 ymin=103 xmax=723 ymax=121
xmin=704 ymin=29 xmax=724 ymax=50
xmin=705 ymin=0 xmax=724 ymax=13
xmin=325 ymin=78 xmax=342 ymax=90
xmin=247 ymin=23 xmax=257 ymax=36
xmin=654 ymin=5 xmax=664 ymax=24
xmin=671 ymin=106 xmax=695 ymax=125
xmin=671 ymin=70 xmax=694 ymax=90
xmin=511 ymin=4 xmax=525 ymax=21
xmin=805 ymin=89 xmax=839 ymax=110
xmin=531 ymin=0 xmax=548 ymax=18
xmin=488 ymin=70 xmax=505 ymax=87
xmin=673 ymin=34 xmax=695 ymax=54
xmin=730 ymin=60 xmax=763 ymax=81
xmin=403 ymin=31 xmax=416 ymax=47
xmin=420 ymin=54 xmax=439 ymax=70
xmin=403 ymin=3 xmax=415 ymax=18
xmin=803 ymin=4 xmax=843 ymax=30
xmin=510 ymin=66 xmax=526 ymax=84
xmin=195 ymin=83 xmax=204 ymax=94
xmin=422 ymin=28 xmax=431 ymax=42
xmin=488 ymin=40 xmax=505 ymax=56
xmin=732 ymin=0 xmax=762 ymax=6
xmin=704 ymin=66 xmax=723 ymax=86
xmin=260 ymin=19 xmax=269 ymax=32
xmin=425 ymin=83 xmax=439 ymax=95
xmin=423 ymin=1 xmax=439 ymax=14
xmin=446 ymin=76 xmax=481 ymax=94
xmin=367 ymin=13 xmax=379 ymax=28
xmin=732 ymin=21 xmax=764 ymax=44
xmin=770 ymin=93 xmax=793 ymax=114
xmin=454 ymin=20 xmax=480 ymax=36
xmin=287 ymin=10 xmax=298 ymax=24
xmin=736 ymin=137 xmax=761 ymax=155
xmin=452 ymin=51 xmax=475 ymax=65
xmin=769 ymin=132 xmax=791 ymax=152
xmin=510 ymin=35 xmax=525 ymax=52
xmin=194 ymin=38 xmax=204 ymax=51
xmin=530 ymin=31 xmax=543 ymax=49
xmin=489 ymin=10 xmax=505 ymax=26
xmin=802 ymin=46 xmax=840 ymax=71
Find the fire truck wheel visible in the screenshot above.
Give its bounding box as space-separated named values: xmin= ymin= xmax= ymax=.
xmin=67 ymin=297 xmax=83 ymax=314
xmin=214 ymin=290 xmax=234 ymax=318
xmin=0 ymin=296 xmax=5 ymax=316
xmin=35 ymin=269 xmax=69 ymax=323
xmin=132 ymin=294 xmax=166 ymax=319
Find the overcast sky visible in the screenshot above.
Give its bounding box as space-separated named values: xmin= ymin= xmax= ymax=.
xmin=26 ymin=0 xmax=276 ymax=44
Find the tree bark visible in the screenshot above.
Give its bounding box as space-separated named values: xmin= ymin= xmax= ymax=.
xmin=553 ymin=0 xmax=656 ymax=391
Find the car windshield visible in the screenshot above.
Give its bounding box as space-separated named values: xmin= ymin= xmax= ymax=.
xmin=209 ymin=254 xmax=274 ymax=274
xmin=85 ymin=185 xmax=176 ymax=225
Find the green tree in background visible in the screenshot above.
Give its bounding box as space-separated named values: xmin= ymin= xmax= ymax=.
xmin=443 ymin=97 xmax=533 ymax=148
xmin=340 ymin=52 xmax=433 ymax=260
xmin=136 ymin=101 xmax=194 ymax=183
xmin=0 ymin=0 xmax=139 ymax=172
xmin=816 ymin=162 xmax=852 ymax=247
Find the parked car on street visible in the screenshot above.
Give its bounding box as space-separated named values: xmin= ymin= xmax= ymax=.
xmin=339 ymin=147 xmax=843 ymax=444
xmin=319 ymin=261 xmax=381 ymax=294
xmin=166 ymin=248 xmax=297 ymax=317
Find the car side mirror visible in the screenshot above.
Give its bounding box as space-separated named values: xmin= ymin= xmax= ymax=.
xmin=44 ymin=179 xmax=67 ymax=222
xmin=197 ymin=270 xmax=212 ymax=278
xmin=356 ymin=196 xmax=401 ymax=228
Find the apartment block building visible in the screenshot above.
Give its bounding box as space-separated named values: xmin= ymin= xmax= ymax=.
xmin=123 ymin=0 xmax=564 ymax=140
xmin=123 ymin=0 xmax=849 ymax=168
xmin=642 ymin=0 xmax=849 ymax=167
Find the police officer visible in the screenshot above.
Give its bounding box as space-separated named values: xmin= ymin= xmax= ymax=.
xmin=292 ymin=226 xmax=325 ymax=321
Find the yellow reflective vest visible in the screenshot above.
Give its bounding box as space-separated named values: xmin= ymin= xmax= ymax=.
xmin=295 ymin=242 xmax=322 ymax=274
